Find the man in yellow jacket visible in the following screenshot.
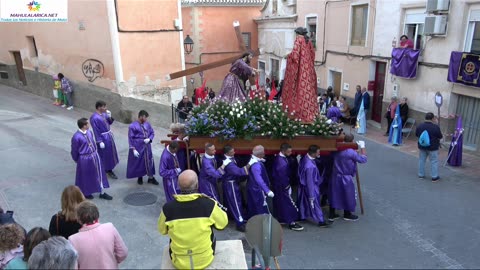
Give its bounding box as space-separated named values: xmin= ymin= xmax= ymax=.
xmin=158 ymin=169 xmax=228 ymax=269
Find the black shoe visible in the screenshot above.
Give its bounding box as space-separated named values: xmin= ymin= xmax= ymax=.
xmin=148 ymin=177 xmax=159 ymax=185
xmin=99 ymin=193 xmax=113 ymax=200
xmin=288 ymin=222 xmax=304 ymax=231
xmin=318 ymin=220 xmax=332 ymax=227
xmin=236 ymin=224 xmax=246 ymax=232
xmin=328 ymin=213 xmax=340 ymax=222
xmin=432 ymin=177 xmax=440 ymax=182
xmin=137 ymin=177 xmax=143 ymax=185
xmin=418 ymin=175 xmax=425 ymax=179
xmin=344 ymin=214 xmax=359 ymax=221
xmin=85 ymin=195 xmax=94 ymax=200
xmin=107 ymin=171 xmax=118 ymax=179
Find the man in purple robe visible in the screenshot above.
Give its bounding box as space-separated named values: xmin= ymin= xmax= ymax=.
xmin=298 ymin=145 xmax=331 ymax=227
xmin=247 ymin=145 xmax=274 ymax=219
xmin=71 ymin=118 xmax=112 ymax=200
xmin=329 ymin=134 xmax=367 ymax=221
xmin=326 ymin=101 xmax=343 ymax=123
xmin=127 ymin=110 xmax=159 ymax=185
xmin=159 ymin=141 xmax=182 ymax=202
xmin=221 ymin=145 xmax=250 ymax=232
xmin=271 ymin=143 xmax=303 ymax=231
xmin=90 ymin=101 xmax=119 ymax=179
xmin=199 ymin=143 xmax=231 ymax=202
xmin=218 ymin=52 xmax=256 ymax=103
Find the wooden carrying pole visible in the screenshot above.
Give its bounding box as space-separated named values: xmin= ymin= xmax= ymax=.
xmin=355 ymin=165 xmax=365 ymax=215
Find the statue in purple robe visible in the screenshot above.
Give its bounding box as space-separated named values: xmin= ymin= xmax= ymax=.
xmin=329 ymin=135 xmax=367 ymax=221
xmin=271 ymin=144 xmax=303 ymax=231
xmin=89 ymin=101 xmax=119 ymax=179
xmin=199 ymin=144 xmax=229 ymax=202
xmin=218 ymin=53 xmax=255 ymax=103
xmin=159 ymin=142 xmax=181 ymax=202
xmin=70 ymin=118 xmax=111 ymax=200
xmin=247 ymin=146 xmax=274 ymax=219
xmin=298 ymin=145 xmax=330 ymax=227
xmin=326 ymin=101 xmax=343 ymax=123
xmin=221 ymin=145 xmax=250 ymax=232
xmin=127 ymin=110 xmax=159 ymax=185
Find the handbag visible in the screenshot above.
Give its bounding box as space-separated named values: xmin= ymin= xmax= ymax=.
xmin=53 ymin=89 xmax=58 ymax=98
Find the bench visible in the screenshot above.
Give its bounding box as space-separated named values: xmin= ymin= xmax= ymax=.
xmin=161 ymin=240 xmax=247 ymax=269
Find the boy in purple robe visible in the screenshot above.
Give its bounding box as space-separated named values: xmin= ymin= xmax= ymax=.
xmin=159 ymin=141 xmax=182 ymax=202
xmin=221 ymin=145 xmax=250 ymax=232
xmin=70 ymin=118 xmax=112 ymax=200
xmin=329 ymin=134 xmax=367 ymax=221
xmin=199 ymin=143 xmax=230 ymax=202
xmin=218 ymin=52 xmax=256 ymax=103
xmin=247 ymin=145 xmax=274 ymax=219
xmin=271 ymin=143 xmax=303 ymax=231
xmin=326 ymin=101 xmax=343 ymax=123
xmin=298 ymin=145 xmax=331 ymax=227
xmin=127 ymin=110 xmax=159 ymax=185
xmin=90 ymin=101 xmax=119 ymax=179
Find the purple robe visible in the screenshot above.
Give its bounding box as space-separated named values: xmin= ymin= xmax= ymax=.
xmin=89 ymin=112 xmax=119 ymax=171
xmin=159 ymin=149 xmax=180 ymax=202
xmin=222 ymin=157 xmax=248 ymax=226
xmin=199 ymin=156 xmax=224 ymax=202
xmin=327 ymin=106 xmax=342 ymax=123
xmin=330 ymin=149 xmax=367 ymax=212
xmin=447 ymin=117 xmax=463 ymax=166
xmin=316 ymin=155 xmax=333 ymax=196
xmin=126 ymin=121 xmax=155 ymax=178
xmin=218 ymin=59 xmax=252 ymax=103
xmin=247 ymin=162 xmax=271 ymax=219
xmin=271 ymin=155 xmax=299 ymax=224
xmin=298 ymin=155 xmax=325 ymax=223
xmin=176 ymin=146 xmax=188 ymax=172
xmin=71 ymin=130 xmax=109 ymax=196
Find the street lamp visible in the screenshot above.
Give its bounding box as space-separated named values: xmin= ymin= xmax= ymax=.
xmin=184 ymin=35 xmax=194 ymax=54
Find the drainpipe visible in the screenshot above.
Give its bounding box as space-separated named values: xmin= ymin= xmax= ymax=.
xmin=106 ymin=0 xmax=124 ymax=84
xmin=177 ymin=0 xmax=187 ymax=92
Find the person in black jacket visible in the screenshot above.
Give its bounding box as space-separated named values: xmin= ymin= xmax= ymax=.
xmin=48 ymin=185 xmax=84 ymax=239
xmin=399 ymin=97 xmax=409 ymax=124
xmin=415 ymin=112 xmax=443 ymax=182
xmin=177 ymin=95 xmax=193 ymax=123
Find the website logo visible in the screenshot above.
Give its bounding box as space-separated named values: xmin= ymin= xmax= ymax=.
xmin=27 ymin=1 xmax=41 ymax=12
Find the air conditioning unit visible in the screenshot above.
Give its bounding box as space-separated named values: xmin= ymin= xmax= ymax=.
xmin=426 ymin=0 xmax=450 ymax=13
xmin=424 ymin=15 xmax=447 ymax=35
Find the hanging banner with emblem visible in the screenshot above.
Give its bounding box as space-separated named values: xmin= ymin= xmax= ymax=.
xmin=448 ymin=51 xmax=480 ymax=88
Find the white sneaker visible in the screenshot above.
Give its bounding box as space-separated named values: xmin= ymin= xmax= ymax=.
xmin=67 ymin=106 xmax=74 ymax=110
xmin=61 ymin=105 xmax=66 ymax=108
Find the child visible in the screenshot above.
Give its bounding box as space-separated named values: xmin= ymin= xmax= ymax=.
xmin=52 ymin=75 xmax=62 ymax=106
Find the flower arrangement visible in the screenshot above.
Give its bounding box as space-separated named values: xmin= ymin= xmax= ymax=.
xmin=185 ymin=97 xmax=340 ymax=140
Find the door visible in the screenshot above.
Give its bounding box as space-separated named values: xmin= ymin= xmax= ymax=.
xmin=12 ymin=51 xmax=27 ymax=85
xmin=333 ymin=72 xmax=342 ymax=98
xmin=456 ymin=95 xmax=480 ymax=150
xmin=372 ymin=62 xmax=386 ymax=123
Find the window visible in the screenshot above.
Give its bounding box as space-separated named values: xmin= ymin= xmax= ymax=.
xmin=465 ymin=10 xmax=480 ymax=54
xmin=270 ymin=58 xmax=279 ymax=82
xmin=403 ymin=10 xmax=425 ymax=50
xmin=306 ymin=16 xmax=317 ymax=49
xmin=258 ymin=61 xmax=266 ymax=85
xmin=242 ymin=32 xmax=251 ymax=50
xmin=350 ymin=4 xmax=368 ymax=46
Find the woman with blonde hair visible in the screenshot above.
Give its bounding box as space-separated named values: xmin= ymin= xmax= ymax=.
xmin=48 ymin=185 xmax=84 ymax=239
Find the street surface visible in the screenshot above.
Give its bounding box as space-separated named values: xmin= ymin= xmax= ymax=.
xmin=0 ymin=84 xmax=479 ymax=269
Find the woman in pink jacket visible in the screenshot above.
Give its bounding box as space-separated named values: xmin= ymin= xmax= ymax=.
xmin=68 ymin=201 xmax=128 ymax=269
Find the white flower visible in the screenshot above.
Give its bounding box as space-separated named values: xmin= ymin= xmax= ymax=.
xmin=229 ymin=111 xmax=233 ymax=116
xmin=237 ymin=114 xmax=241 ymax=118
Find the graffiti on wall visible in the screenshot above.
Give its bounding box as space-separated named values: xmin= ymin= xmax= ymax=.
xmin=82 ymin=59 xmax=104 ymax=82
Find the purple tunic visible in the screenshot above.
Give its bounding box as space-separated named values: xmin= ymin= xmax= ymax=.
xmin=71 ymin=130 xmax=109 ymax=196
xmin=90 ymin=112 xmax=119 ymax=171
xmin=327 ymin=106 xmax=342 ymax=123
xmin=159 ymin=149 xmax=180 ymax=202
xmin=298 ymin=155 xmax=325 ymax=223
xmin=126 ymin=121 xmax=155 ymax=178
xmin=247 ymin=162 xmax=271 ymax=218
xmin=330 ymin=149 xmax=367 ymax=212
xmin=447 ymin=116 xmax=463 ymax=166
xmin=271 ymin=155 xmax=299 ymax=224
xmin=218 ymin=59 xmax=252 ymax=103
xmin=199 ymin=156 xmax=224 ymax=202
xmin=315 ymin=155 xmax=333 ymax=196
xmin=221 ymin=157 xmax=248 ymax=226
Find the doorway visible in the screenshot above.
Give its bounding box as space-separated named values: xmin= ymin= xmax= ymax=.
xmin=456 ymin=95 xmax=479 ymax=150
xmin=11 ymin=51 xmax=27 ymax=85
xmin=328 ymin=70 xmax=342 ymax=97
xmin=372 ymin=61 xmax=386 ymax=123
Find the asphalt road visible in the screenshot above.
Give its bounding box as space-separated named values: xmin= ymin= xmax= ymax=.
xmin=1 ymin=84 xmax=479 ymax=269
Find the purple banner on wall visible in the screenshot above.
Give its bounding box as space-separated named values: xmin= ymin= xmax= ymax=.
xmin=448 ymin=51 xmax=480 ymax=87
xmin=390 ymin=48 xmax=420 ymax=79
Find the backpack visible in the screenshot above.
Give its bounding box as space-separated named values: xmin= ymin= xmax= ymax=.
xmin=418 ymin=130 xmax=430 ymax=147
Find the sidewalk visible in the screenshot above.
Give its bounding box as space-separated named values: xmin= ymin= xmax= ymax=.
xmin=355 ymin=123 xmax=480 ymax=179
